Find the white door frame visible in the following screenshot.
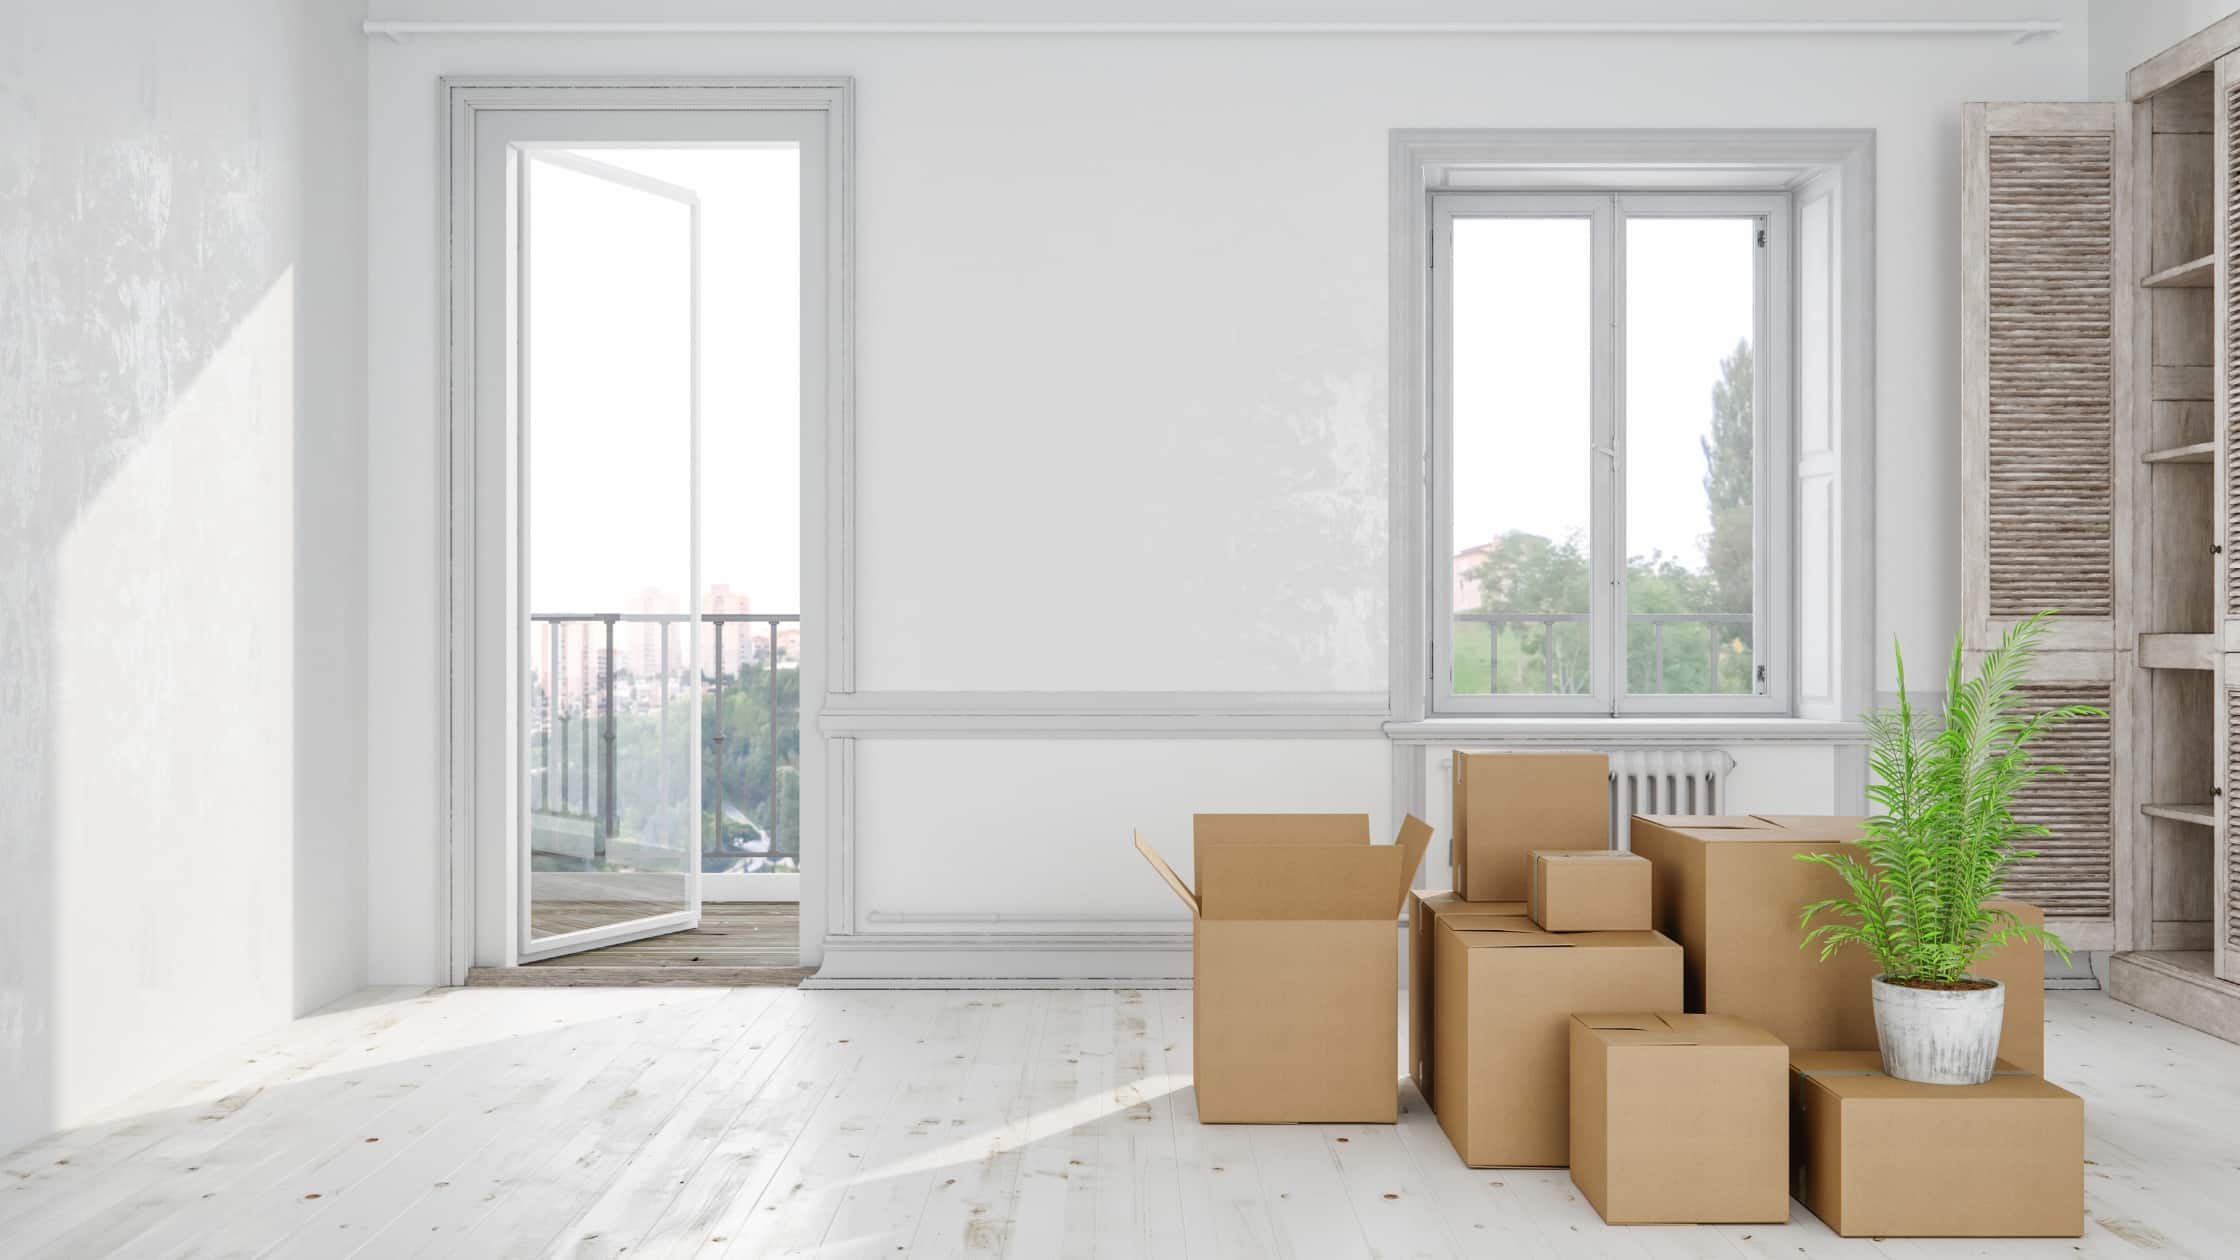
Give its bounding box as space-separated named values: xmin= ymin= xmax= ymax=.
xmin=443 ymin=79 xmax=854 ymax=982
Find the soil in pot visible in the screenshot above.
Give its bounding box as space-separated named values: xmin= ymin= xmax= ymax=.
xmin=1884 ymin=977 xmax=1997 ymax=993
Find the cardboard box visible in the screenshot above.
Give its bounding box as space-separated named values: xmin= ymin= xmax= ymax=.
xmin=1452 ymin=750 xmax=1610 ymax=901
xmin=1628 ymin=814 xmax=2047 ymax=1070
xmin=1529 ymin=850 xmax=1652 ymax=932
xmin=1137 ymin=813 xmax=1432 ymax=1124
xmin=1568 ymin=1014 xmax=1789 ymax=1224
xmin=1422 ymin=908 xmax=1682 ymax=1166
xmin=1406 ymin=890 xmax=1523 ymax=1094
xmin=1789 ymin=1051 xmax=2084 ymax=1237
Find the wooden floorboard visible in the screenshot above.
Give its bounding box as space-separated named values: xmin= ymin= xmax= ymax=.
xmin=2 ymin=989 xmax=2236 ymax=1257
xmin=474 ymin=903 xmax=810 ymax=988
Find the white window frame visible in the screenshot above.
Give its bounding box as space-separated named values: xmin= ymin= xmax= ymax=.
xmin=1430 ymin=190 xmax=1793 ymax=717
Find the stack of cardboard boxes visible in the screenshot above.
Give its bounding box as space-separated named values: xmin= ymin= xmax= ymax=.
xmin=1135 ymin=752 xmax=2085 ymax=1238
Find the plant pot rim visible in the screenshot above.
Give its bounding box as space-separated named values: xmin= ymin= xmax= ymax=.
xmin=1873 ymin=973 xmax=2003 ymax=992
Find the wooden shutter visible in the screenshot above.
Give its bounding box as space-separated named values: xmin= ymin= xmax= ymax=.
xmin=1962 ymin=103 xmax=2125 ymax=654
xmin=1962 ymin=103 xmax=2127 ymax=936
xmin=2223 ymin=687 xmax=2239 ymax=979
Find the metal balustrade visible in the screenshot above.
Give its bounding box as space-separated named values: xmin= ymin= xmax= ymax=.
xmin=1456 ymin=610 xmax=1751 ymax=694
xmin=528 ymin=611 xmax=798 ymax=871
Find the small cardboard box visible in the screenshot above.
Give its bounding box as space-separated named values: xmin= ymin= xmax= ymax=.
xmin=1423 ymin=910 xmax=1682 ymax=1166
xmin=1137 ymin=813 xmax=1432 ymax=1124
xmin=1452 ymin=750 xmax=1610 ymax=901
xmin=1529 ymin=850 xmax=1652 ymax=931
xmin=1629 ymin=814 xmax=2047 ymax=1069
xmin=1569 ymin=1014 xmax=1790 ymax=1224
xmin=1789 ymin=1051 xmax=2084 ymax=1238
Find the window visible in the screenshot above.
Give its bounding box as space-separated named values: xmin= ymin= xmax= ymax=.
xmin=1432 ymin=192 xmax=1791 ymax=715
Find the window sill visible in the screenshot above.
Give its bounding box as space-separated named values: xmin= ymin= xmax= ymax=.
xmin=1384 ymin=715 xmax=1866 ymax=745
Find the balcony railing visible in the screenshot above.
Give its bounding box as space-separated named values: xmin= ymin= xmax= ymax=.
xmin=529 ymin=611 xmax=798 ymax=872
xmin=1456 ymin=611 xmax=1751 ymax=694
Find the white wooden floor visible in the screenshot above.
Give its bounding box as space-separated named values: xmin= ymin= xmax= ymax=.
xmin=2 ymin=987 xmax=2235 ymax=1258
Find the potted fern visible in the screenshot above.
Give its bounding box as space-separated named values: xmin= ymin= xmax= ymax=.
xmin=1797 ymin=612 xmax=2093 ymax=1085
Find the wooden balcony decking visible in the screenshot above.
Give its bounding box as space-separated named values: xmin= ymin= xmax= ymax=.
xmin=467 ymin=903 xmax=810 ymax=988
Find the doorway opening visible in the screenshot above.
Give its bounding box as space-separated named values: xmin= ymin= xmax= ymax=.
xmin=453 ymin=89 xmax=843 ymax=984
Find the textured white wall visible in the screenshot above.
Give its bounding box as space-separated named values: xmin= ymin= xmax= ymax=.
xmin=364 ymin=3 xmax=2093 ymax=980
xmin=2087 ymin=0 xmax=2240 ymax=100
xmin=0 ymin=1 xmax=367 ymax=1154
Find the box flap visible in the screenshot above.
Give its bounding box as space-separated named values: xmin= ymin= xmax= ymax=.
xmin=1199 ymin=843 xmax=1400 ymax=920
xmin=1194 ymin=813 xmax=1371 ymax=889
xmin=1133 ymin=832 xmax=1199 ymax=917
xmin=1531 ymin=849 xmax=1643 ymax=863
xmin=1389 ymin=814 xmax=1435 ymax=916
xmin=1575 ymin=1012 xmax=1783 ymax=1047
xmin=1749 ymin=815 xmax=1867 ymax=842
xmin=1633 ymin=814 xmax=1779 ymax=830
xmin=1440 ymin=914 xmax=1575 ymax=947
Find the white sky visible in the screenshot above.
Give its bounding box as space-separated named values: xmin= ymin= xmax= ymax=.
xmin=527 ymin=145 xmax=802 ymax=617
xmin=1450 ymin=213 xmax=1756 ymax=571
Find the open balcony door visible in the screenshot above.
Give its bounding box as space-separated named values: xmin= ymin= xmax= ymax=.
xmin=515 ymin=148 xmax=702 ymax=962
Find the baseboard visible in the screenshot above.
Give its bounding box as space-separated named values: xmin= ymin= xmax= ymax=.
xmin=2108 ymin=951 xmax=2240 ymax=1045
xmin=803 ymin=931 xmax=1192 ymax=987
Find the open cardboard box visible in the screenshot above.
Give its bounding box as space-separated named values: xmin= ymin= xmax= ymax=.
xmin=1629 ymin=814 xmax=2047 ymax=1069
xmin=1137 ymin=813 xmax=1432 ymax=1124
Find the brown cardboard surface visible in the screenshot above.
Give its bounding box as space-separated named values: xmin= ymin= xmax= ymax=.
xmin=1407 ymin=891 xmax=1525 ymax=1094
xmin=1629 ymin=815 xmax=2047 ymax=1070
xmin=1788 ymin=1051 xmax=2084 ymax=1238
xmin=1427 ymin=916 xmax=1682 ymax=1167
xmin=1568 ymin=1014 xmax=1789 ymax=1224
xmin=1529 ymin=850 xmax=1652 ymax=931
xmin=1138 ymin=814 xmax=1433 ymax=1124
xmin=1453 ymin=751 xmax=1609 ymax=901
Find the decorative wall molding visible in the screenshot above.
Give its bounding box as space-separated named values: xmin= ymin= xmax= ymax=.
xmin=369 ymin=19 xmax=2063 ymax=42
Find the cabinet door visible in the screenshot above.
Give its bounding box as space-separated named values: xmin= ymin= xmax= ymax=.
xmin=1961 ymin=103 xmax=2127 ymax=655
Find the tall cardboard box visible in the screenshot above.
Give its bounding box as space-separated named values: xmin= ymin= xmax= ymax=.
xmin=1424 ymin=910 xmax=1682 ymax=1166
xmin=1137 ymin=813 xmax=1432 ymax=1124
xmin=1629 ymin=814 xmax=2047 ymax=1070
xmin=1452 ymin=750 xmax=1609 ymax=901
xmin=1789 ymin=1051 xmax=2084 ymax=1237
xmin=1569 ymin=1014 xmax=1789 ymax=1224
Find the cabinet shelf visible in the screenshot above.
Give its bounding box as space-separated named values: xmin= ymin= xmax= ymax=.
xmin=2139 ymin=633 xmax=2216 ymax=670
xmin=2142 ymin=255 xmax=2214 ymax=288
xmin=2141 ymin=802 xmax=2218 ymax=827
xmin=2144 ymin=441 xmax=2217 ymax=464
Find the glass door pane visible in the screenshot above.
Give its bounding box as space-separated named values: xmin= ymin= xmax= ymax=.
xmin=522 ymin=150 xmax=699 ymax=955
xmin=1448 ymin=216 xmax=1597 ymax=698
xmin=1621 ymin=217 xmax=1759 ymax=697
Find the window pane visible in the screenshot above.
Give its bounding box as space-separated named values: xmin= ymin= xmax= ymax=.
xmin=1449 ymin=217 xmax=1595 ymax=696
xmin=1623 ymin=217 xmax=1756 ymax=696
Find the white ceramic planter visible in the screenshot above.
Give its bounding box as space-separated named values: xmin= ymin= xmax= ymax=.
xmin=1871 ymin=975 xmax=2005 ymax=1085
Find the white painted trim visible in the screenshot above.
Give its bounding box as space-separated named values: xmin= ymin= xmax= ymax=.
xmin=1390 ymin=129 xmax=1876 ymax=735
xmin=368 ymin=19 xmax=2062 ymax=40
xmin=804 ymin=931 xmax=1192 ymax=986
xmin=1385 ymin=716 xmax=1865 ymax=745
xmin=443 ymin=77 xmax=854 ymax=985
xmin=818 ymin=690 xmax=1389 ymax=738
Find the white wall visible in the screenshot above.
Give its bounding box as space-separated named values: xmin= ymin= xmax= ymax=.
xmin=0 ymin=1 xmax=367 ymax=1154
xmin=364 ymin=1 xmax=2095 ymax=982
xmin=2088 ymin=0 xmax=2239 ymax=100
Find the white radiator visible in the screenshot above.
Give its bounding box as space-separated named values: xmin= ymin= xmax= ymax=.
xmin=1607 ymin=749 xmax=1734 ymax=849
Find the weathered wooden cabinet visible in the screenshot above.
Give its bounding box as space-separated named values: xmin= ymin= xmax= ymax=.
xmin=1965 ymin=15 xmax=2240 ymax=1040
